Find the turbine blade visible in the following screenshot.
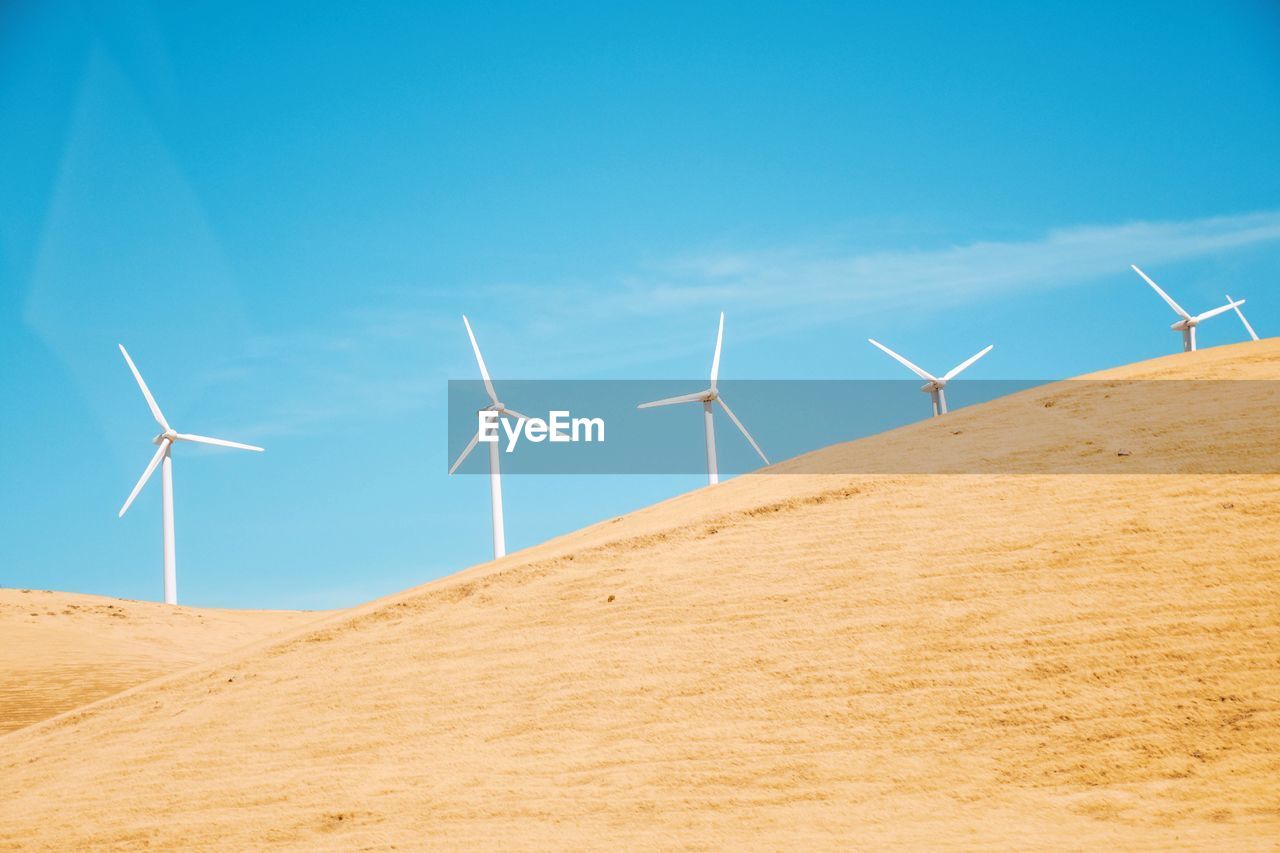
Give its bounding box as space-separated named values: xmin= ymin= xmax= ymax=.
xmin=637 ymin=390 xmax=709 ymax=409
xmin=1193 ymin=299 xmax=1243 ymax=324
xmin=942 ymin=344 xmax=994 ymax=381
xmin=716 ymin=397 xmax=769 ymax=465
xmin=448 ymin=429 xmax=481 ymax=475
xmin=118 ymin=345 xmax=170 ymax=431
xmin=462 ymin=316 xmax=499 ymax=405
xmin=119 ymin=438 xmax=170 ymax=517
xmin=174 ymin=433 xmax=264 ymax=452
xmin=1226 ymin=294 xmax=1259 ymax=341
xmin=709 ymin=312 xmax=724 ymax=390
xmin=867 ymin=339 xmax=937 ymax=382
xmin=499 ymin=408 xmax=530 ymax=420
xmin=1131 ymin=265 xmax=1191 ymax=319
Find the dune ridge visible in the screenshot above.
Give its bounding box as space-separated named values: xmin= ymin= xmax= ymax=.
xmin=0 ymin=589 xmax=326 ymax=736
xmin=1 ymin=340 xmax=1278 ymax=849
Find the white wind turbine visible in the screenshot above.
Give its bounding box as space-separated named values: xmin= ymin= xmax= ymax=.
xmin=116 ymin=345 xmax=264 ymax=605
xmin=868 ymin=338 xmax=993 ymax=417
xmin=637 ymin=312 xmax=769 ymax=486
xmin=448 ymin=316 xmax=529 ymax=560
xmin=1225 ymin=293 xmax=1259 ymax=342
xmin=1131 ymin=265 xmax=1244 ymax=352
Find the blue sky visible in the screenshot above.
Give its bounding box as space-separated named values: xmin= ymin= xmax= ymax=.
xmin=2 ymin=1 xmax=1278 ymax=609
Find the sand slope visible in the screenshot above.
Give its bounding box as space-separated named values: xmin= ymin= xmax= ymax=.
xmin=1 ymin=341 xmax=1278 ymax=849
xmin=0 ymin=589 xmax=324 ymax=735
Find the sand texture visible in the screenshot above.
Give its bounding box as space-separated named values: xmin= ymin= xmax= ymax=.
xmin=0 ymin=589 xmax=324 ymax=735
xmin=0 ymin=340 xmax=1277 ymax=849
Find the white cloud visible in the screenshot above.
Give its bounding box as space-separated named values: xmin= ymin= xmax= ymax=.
xmin=651 ymin=209 xmax=1280 ymax=316
xmin=240 ymin=209 xmax=1280 ymax=434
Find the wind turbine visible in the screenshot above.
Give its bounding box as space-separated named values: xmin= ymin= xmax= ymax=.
xmin=448 ymin=316 xmax=529 ymax=560
xmin=1225 ymin=293 xmax=1259 ymax=342
xmin=116 ymin=345 xmax=264 ymax=605
xmin=637 ymin=312 xmax=768 ymax=486
xmin=867 ymin=339 xmax=993 ymax=417
xmin=1131 ymin=265 xmax=1244 ymax=352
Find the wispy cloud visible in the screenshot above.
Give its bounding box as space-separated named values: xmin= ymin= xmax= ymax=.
xmin=579 ymin=209 xmax=1280 ymax=320
xmin=438 ymin=209 xmax=1280 ymax=365
xmin=242 ymin=210 xmax=1280 ymax=434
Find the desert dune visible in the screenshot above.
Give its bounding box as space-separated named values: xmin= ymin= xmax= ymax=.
xmin=0 ymin=340 xmax=1277 ymax=849
xmin=0 ymin=589 xmax=324 ymax=735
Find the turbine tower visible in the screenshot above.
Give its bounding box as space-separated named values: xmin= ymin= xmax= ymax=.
xmin=1225 ymin=293 xmax=1259 ymax=342
xmin=867 ymin=339 xmax=993 ymax=417
xmin=1131 ymin=265 xmax=1243 ymax=352
xmin=448 ymin=316 xmax=529 ymax=560
xmin=638 ymin=312 xmax=769 ymax=486
xmin=116 ymin=345 xmax=264 ymax=605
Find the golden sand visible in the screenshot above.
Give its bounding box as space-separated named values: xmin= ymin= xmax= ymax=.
xmin=0 ymin=589 xmax=323 ymax=735
xmin=0 ymin=341 xmax=1277 ymax=848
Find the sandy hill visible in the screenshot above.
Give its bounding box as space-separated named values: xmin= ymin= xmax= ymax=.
xmin=1 ymin=341 xmax=1278 ymax=849
xmin=0 ymin=589 xmax=324 ymax=735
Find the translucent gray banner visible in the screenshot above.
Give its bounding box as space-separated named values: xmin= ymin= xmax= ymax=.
xmin=447 ymin=380 xmax=1280 ymax=474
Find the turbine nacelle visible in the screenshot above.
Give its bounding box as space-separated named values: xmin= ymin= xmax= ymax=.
xmin=478 ymin=402 xmax=526 ymax=421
